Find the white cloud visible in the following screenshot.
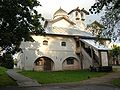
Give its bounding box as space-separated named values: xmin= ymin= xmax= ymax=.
xmin=37 ymin=0 xmax=96 ymax=19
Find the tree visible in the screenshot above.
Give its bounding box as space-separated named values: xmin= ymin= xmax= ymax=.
xmin=1 ymin=53 xmax=14 ymax=69
xmin=0 ymin=0 xmax=44 ymax=54
xmin=89 ymin=0 xmax=120 ymax=39
xmin=110 ymin=45 xmax=120 ymax=65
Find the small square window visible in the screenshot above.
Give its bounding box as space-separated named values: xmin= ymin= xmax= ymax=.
xmin=61 ymin=42 xmax=66 ymax=46
xmin=43 ymin=40 xmax=48 ymax=45
xmin=67 ymin=59 xmax=74 ymax=65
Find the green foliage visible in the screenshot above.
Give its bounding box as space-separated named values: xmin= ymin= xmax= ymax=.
xmin=0 ymin=67 xmax=16 ymax=86
xmin=89 ymin=0 xmax=120 ymax=14
xmin=110 ymin=45 xmax=120 ymax=58
xmin=0 ymin=67 xmax=6 ymax=75
xmin=112 ymin=78 xmax=120 ymax=87
xmin=20 ymin=70 xmax=107 ymax=84
xmin=90 ymin=0 xmax=120 ymax=39
xmin=0 ymin=0 xmax=44 ymax=54
xmin=1 ymin=53 xmax=14 ymax=69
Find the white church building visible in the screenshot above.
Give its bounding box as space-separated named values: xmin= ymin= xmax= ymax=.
xmin=16 ymin=7 xmax=110 ymax=71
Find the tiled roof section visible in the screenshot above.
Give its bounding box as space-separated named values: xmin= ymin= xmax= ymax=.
xmin=45 ymin=27 xmax=94 ymax=37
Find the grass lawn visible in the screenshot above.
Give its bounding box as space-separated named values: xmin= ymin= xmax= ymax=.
xmin=112 ymin=78 xmax=120 ymax=87
xmin=0 ymin=67 xmax=16 ymax=86
xmin=20 ymin=70 xmax=107 ymax=84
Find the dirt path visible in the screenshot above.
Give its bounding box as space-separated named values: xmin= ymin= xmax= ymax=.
xmin=80 ymin=71 xmax=120 ymax=85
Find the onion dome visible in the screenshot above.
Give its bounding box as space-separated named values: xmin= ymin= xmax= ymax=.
xmin=53 ymin=7 xmax=68 ymax=19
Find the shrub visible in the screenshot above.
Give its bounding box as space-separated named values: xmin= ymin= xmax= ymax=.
xmin=1 ymin=53 xmax=14 ymax=69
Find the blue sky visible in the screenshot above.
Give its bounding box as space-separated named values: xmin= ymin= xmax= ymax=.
xmin=36 ymin=0 xmax=102 ymax=24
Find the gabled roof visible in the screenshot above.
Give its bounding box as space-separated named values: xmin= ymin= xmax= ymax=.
xmin=68 ymin=7 xmax=81 ymax=15
xmin=81 ymin=8 xmax=89 ymax=15
xmin=91 ymin=21 xmax=104 ymax=28
xmin=68 ymin=7 xmax=89 ymax=15
xmin=49 ymin=16 xmax=75 ymax=25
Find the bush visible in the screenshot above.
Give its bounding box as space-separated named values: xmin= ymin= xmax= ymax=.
xmin=1 ymin=53 xmax=14 ymax=69
xmin=90 ymin=66 xmax=112 ymax=72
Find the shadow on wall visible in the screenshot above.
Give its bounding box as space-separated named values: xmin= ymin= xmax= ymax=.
xmin=17 ymin=41 xmax=43 ymax=69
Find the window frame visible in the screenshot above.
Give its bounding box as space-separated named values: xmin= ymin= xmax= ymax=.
xmin=43 ymin=40 xmax=48 ymax=45
xmin=66 ymin=58 xmax=74 ymax=65
xmin=61 ymin=42 xmax=66 ymax=46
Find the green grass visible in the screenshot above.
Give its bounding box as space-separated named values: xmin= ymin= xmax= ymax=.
xmin=112 ymin=78 xmax=120 ymax=87
xmin=0 ymin=67 xmax=16 ymax=86
xmin=20 ymin=70 xmax=107 ymax=84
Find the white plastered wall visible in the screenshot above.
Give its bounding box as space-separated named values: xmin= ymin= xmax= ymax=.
xmin=52 ymin=19 xmax=73 ymax=28
xmin=17 ymin=35 xmax=80 ymax=71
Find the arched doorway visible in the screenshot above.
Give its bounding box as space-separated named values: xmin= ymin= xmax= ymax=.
xmin=62 ymin=57 xmax=80 ymax=70
xmin=34 ymin=57 xmax=54 ymax=71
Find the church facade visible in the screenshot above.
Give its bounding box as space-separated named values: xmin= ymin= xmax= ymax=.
xmin=16 ymin=7 xmax=110 ymax=71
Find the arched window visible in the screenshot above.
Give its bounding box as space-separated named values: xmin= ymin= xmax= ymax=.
xmin=66 ymin=58 xmax=74 ymax=65
xmin=61 ymin=42 xmax=66 ymax=46
xmin=43 ymin=40 xmax=48 ymax=45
